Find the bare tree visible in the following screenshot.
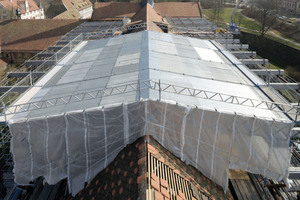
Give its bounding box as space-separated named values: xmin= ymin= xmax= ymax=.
xmin=252 ymin=0 xmax=279 ymax=37
xmin=211 ymin=0 xmax=224 ymax=22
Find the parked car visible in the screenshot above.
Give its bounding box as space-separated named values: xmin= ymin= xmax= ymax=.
xmin=288 ymin=18 xmax=296 ymax=23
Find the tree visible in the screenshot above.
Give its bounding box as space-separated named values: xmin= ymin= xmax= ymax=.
xmin=210 ymin=0 xmax=224 ymax=22
xmin=252 ymin=0 xmax=279 ymax=37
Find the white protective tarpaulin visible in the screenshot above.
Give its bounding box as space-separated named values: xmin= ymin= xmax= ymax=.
xmin=9 ymin=99 xmax=294 ymax=196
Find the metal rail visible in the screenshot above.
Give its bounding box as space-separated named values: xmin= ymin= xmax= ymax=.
xmin=1 ymin=80 xmax=299 ymax=121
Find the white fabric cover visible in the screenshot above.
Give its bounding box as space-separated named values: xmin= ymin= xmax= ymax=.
xmin=9 ymin=99 xmax=293 ymax=196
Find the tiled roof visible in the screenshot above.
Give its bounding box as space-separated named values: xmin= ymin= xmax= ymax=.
xmin=130 ymin=4 xmax=166 ymax=33
xmin=131 ymin=4 xmax=162 ymax=23
xmin=53 ymin=9 xmax=81 ymax=19
xmin=62 ymin=0 xmax=92 ymax=11
xmin=146 ymin=136 xmax=233 ymax=200
xmin=92 ymin=2 xmax=141 ymax=20
xmin=54 ymin=136 xmax=233 ymax=199
xmin=0 ymin=19 xmax=84 ymax=51
xmin=0 ymin=0 xmax=40 ymax=14
xmin=0 ymin=57 xmax=9 ymax=66
xmin=92 ymin=2 xmax=202 ymax=22
xmin=54 ymin=0 xmax=92 ymax=19
xmin=55 ymin=137 xmax=145 ymax=200
xmin=154 ymin=2 xmax=201 ymax=17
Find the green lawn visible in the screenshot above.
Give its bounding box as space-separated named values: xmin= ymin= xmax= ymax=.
xmin=202 ymin=8 xmax=300 ymax=49
xmin=202 ymin=8 xmax=261 ymax=31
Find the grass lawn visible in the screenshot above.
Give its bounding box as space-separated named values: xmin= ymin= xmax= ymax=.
xmin=202 ymin=8 xmax=300 ymax=49
xmin=202 ymin=8 xmax=261 ymax=31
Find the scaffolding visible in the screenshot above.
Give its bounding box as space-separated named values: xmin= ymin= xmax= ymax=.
xmin=1 ymin=18 xmax=300 ymax=198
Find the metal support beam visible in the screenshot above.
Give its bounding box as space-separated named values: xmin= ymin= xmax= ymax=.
xmin=7 ymin=72 xmax=45 ymax=78
xmin=216 ymin=39 xmax=240 ymax=44
xmin=47 ymin=46 xmax=63 ymax=51
xmin=231 ymin=51 xmax=256 ymax=58
xmin=269 ymin=83 xmax=300 ymax=90
xmin=289 ymin=167 xmax=300 ymax=179
xmin=225 ymin=44 xmax=249 ymax=50
xmin=291 ymin=127 xmax=300 ymax=138
xmin=25 ymin=60 xmax=56 ymax=67
xmin=0 ymin=86 xmax=30 ymax=93
xmin=37 ymin=52 xmax=55 ymax=58
xmin=240 ymin=59 xmax=269 ymax=65
xmin=251 ymin=69 xmax=284 ymax=76
xmin=37 ymin=52 xmax=66 ymax=58
xmin=56 ymin=41 xmax=70 ymax=45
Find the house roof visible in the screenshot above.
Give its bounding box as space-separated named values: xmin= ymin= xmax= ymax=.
xmin=92 ymin=2 xmax=202 ymax=21
xmin=62 ymin=0 xmax=92 ymax=11
xmin=53 ymin=8 xmax=81 ymax=19
xmin=130 ymin=4 xmax=167 ymax=33
xmin=154 ymin=2 xmax=201 ymax=17
xmin=131 ymin=4 xmax=163 ymax=23
xmin=0 ymin=57 xmax=9 ymax=66
xmin=53 ymin=136 xmax=233 ymax=199
xmin=0 ymin=19 xmax=84 ymax=52
xmin=92 ymin=2 xmax=141 ymax=20
xmin=54 ymin=0 xmax=92 ymax=19
xmin=0 ymin=0 xmax=40 ymax=14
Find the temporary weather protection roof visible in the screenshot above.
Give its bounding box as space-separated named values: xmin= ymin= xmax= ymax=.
xmin=8 ymin=31 xmax=294 ymax=195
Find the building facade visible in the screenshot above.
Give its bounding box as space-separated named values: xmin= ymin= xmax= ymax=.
xmin=281 ymin=0 xmax=300 ymax=14
xmin=0 ymin=0 xmax=44 ymax=19
xmin=54 ymin=0 xmax=93 ymax=19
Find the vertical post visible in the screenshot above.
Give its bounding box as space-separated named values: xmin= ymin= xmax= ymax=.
xmin=4 ymin=111 xmax=7 ymax=123
xmin=2 ymin=100 xmax=7 ymax=122
xmin=267 ymin=71 xmax=270 ymax=86
xmin=8 ymin=92 xmax=11 ymax=105
xmin=296 ymin=101 xmax=300 ymax=122
xmin=138 ymin=80 xmax=141 ymax=100
xmin=159 ymin=80 xmax=161 ymax=101
xmin=29 ymin=70 xmax=33 ymax=86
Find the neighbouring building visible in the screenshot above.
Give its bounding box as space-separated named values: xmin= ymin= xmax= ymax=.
xmin=0 ymin=19 xmax=84 ymax=64
xmin=54 ymin=0 xmax=93 ymax=19
xmin=0 ymin=0 xmax=45 ymax=19
xmin=281 ymin=0 xmax=300 ymax=14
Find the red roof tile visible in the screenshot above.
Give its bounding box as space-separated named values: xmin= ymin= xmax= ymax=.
xmin=54 ymin=136 xmax=234 ymax=200
xmin=62 ymin=0 xmax=92 ymax=11
xmin=155 ymin=190 xmax=164 ymax=200
xmin=154 ymin=2 xmax=201 ymax=17
xmin=92 ymin=2 xmax=141 ymax=20
xmin=54 ymin=9 xmax=81 ymax=19
xmin=0 ymin=19 xmax=84 ymax=52
xmin=0 ymin=57 xmax=9 ymax=66
xmin=151 ymin=178 xmax=160 ymax=191
xmin=160 ymin=178 xmax=169 ymax=188
xmin=161 ymin=186 xmax=170 ymax=199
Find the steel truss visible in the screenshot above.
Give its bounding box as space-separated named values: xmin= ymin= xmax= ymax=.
xmin=1 ymin=80 xmax=299 ymax=121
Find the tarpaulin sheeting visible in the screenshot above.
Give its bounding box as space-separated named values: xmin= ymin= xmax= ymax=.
xmin=9 ymin=99 xmax=293 ymax=196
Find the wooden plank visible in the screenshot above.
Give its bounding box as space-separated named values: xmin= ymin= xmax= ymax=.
xmin=240 ymin=179 xmax=253 ymax=200
xmin=237 ymin=179 xmax=251 ymax=200
xmin=171 ymin=167 xmax=178 ymax=197
xmin=244 ymin=179 xmax=261 ymax=200
xmin=147 ymin=152 xmax=152 ymax=200
xmin=184 ymin=180 xmax=191 ymax=200
xmin=231 ymin=180 xmax=244 ymax=200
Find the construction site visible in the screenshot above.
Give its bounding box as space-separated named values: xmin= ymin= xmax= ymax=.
xmin=1 ymin=0 xmax=300 ymax=199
